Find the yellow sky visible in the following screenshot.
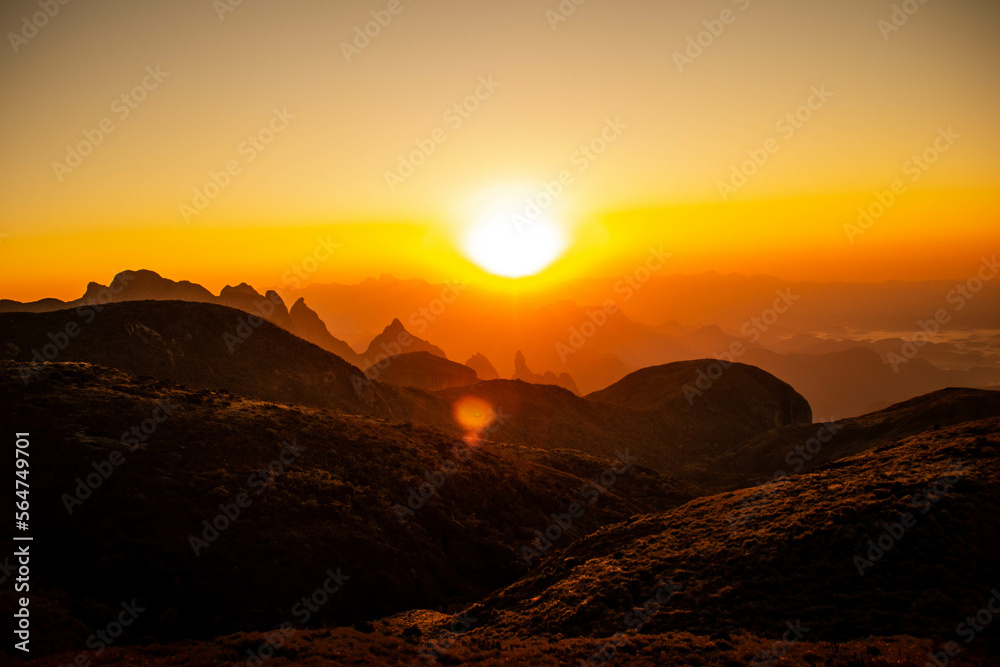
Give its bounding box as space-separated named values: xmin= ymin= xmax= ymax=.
xmin=1 ymin=0 xmax=998 ymax=300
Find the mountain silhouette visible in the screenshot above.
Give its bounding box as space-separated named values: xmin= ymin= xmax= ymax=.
xmin=2 ymin=301 xmax=815 ymax=477
xmin=289 ymin=297 xmax=360 ymax=364
xmin=0 ymin=301 xmax=417 ymax=420
xmin=465 ymin=352 xmax=500 ymax=380
xmin=363 ymin=351 xmax=479 ymax=391
xmin=360 ymin=318 xmax=448 ymax=364
xmin=217 ymin=283 xmax=294 ymax=331
xmin=426 ymin=359 xmax=812 ymax=475
xmin=513 ymin=350 xmax=580 ymax=394
xmin=0 ymin=269 xmax=344 ymax=360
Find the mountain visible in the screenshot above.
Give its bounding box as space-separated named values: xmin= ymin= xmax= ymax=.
xmin=454 ymin=417 xmax=1000 ymax=650
xmin=743 ymin=346 xmax=1000 ymax=418
xmin=513 ymin=351 xmax=580 ymax=394
xmin=465 ymin=353 xmax=500 ymax=380
xmin=0 ymin=360 xmax=695 ymax=651
xmin=587 ymin=359 xmax=812 ymax=447
xmin=0 ymin=301 xmax=417 ymax=420
xmin=364 ymin=351 xmax=479 ymax=391
xmin=0 ymin=270 xmax=347 ymax=360
xmin=695 ymin=387 xmax=1000 ymax=491
xmin=360 ymin=318 xmax=448 ymax=366
xmin=5 ymin=270 xmax=998 ymax=417
xmin=289 ymin=297 xmax=360 ymax=363
xmin=424 ymin=360 xmax=813 ymax=475
xmin=217 ymin=283 xmax=294 ymax=331
xmin=0 ymin=302 xmax=815 ymax=477
xmin=82 ymin=269 xmax=217 ymax=304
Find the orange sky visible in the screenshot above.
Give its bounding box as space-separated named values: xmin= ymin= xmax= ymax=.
xmin=1 ymin=0 xmax=998 ymax=301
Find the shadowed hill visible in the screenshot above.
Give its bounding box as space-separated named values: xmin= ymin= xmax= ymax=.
xmin=1 ymin=301 xmax=817 ymax=477
xmin=588 ymin=360 xmax=812 ymax=441
xmin=426 ymin=360 xmax=812 ymax=474
xmin=458 ymin=418 xmax=1000 ymax=649
xmin=695 ymin=387 xmax=1000 ymax=491
xmin=0 ymin=270 xmax=342 ymax=356
xmin=0 ymin=301 xmax=419 ymax=420
xmin=360 ymin=318 xmax=448 ymax=364
xmin=364 ymin=351 xmax=479 ymax=391
xmin=0 ymin=360 xmax=694 ymax=653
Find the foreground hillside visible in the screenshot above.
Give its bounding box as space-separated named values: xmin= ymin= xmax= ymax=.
xmin=16 ymin=412 xmax=999 ymax=666
xmin=457 ymin=418 xmax=1000 ymax=648
xmin=690 ymin=387 xmax=1000 ymax=491
xmin=0 ymin=361 xmax=694 ymax=656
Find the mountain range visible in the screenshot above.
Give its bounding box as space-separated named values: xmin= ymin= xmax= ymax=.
xmin=5 ymin=269 xmax=998 ymax=418
xmin=4 ymin=269 xmax=1000 ymax=665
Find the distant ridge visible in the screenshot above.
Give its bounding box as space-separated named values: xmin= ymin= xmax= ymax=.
xmin=0 ymin=300 xmax=421 ymax=420
xmin=364 ymin=351 xmax=479 ymax=391
xmin=466 ymin=352 xmax=500 ymax=380
xmin=0 ymin=269 xmax=357 ymax=366
xmin=513 ymin=350 xmax=579 ymax=394
xmin=360 ymin=318 xmax=448 ymax=364
xmin=289 ymin=297 xmax=360 ymax=363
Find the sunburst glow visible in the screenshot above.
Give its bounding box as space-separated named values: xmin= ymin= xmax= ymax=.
xmin=462 ymin=193 xmax=568 ymax=278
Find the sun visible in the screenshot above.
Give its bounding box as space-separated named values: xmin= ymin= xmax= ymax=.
xmin=461 ymin=190 xmax=569 ymax=278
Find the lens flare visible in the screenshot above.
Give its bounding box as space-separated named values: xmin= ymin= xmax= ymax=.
xmin=453 ymin=396 xmax=496 ymax=443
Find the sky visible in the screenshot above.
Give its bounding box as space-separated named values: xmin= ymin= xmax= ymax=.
xmin=1 ymin=0 xmax=998 ymax=301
